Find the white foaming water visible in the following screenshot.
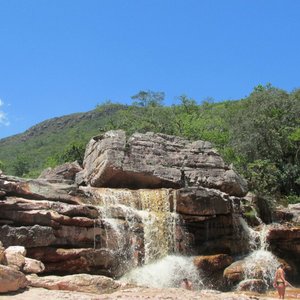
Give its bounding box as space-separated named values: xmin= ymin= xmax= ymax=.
xmin=121 ymin=255 xmax=203 ymax=289
xmin=238 ymin=217 xmax=260 ymax=250
xmin=242 ymin=249 xmax=279 ymax=287
xmin=238 ymin=224 xmax=280 ymax=289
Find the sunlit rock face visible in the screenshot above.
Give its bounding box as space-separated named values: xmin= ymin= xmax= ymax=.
xmin=8 ymin=130 xmax=299 ymax=294
xmin=76 ymin=130 xmax=248 ymax=197
xmin=267 ymin=224 xmax=300 ymax=276
xmin=0 ymin=131 xmax=251 ymax=279
xmin=38 ymin=161 xmax=83 ymax=183
xmin=0 ymin=264 xmax=29 ymax=293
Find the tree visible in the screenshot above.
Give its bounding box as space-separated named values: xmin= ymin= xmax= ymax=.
xmin=131 ymin=90 xmax=165 ymax=107
xmin=114 ymin=90 xmax=171 ymax=134
xmin=0 ymin=160 xmax=5 ymax=172
xmin=228 ymin=84 xmax=300 ymax=196
xmin=60 ymin=142 xmax=86 ymax=165
xmin=12 ymin=156 xmax=30 ymax=177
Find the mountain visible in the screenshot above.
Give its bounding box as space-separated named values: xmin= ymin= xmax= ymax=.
xmin=0 ymin=106 xmax=123 ymax=177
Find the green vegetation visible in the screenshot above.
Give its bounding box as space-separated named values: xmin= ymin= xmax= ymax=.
xmin=0 ymin=85 xmax=299 ymax=204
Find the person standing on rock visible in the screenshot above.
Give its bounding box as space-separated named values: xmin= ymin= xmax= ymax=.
xmin=274 ymin=264 xmax=286 ymax=299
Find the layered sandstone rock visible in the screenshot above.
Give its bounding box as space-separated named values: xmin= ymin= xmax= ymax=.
xmin=76 ymin=130 xmax=248 ymax=197
xmin=39 ymin=161 xmax=82 ymax=183
xmin=27 ymin=273 xmax=122 ymax=294
xmin=5 ymin=130 xmax=299 ymax=292
xmin=267 ymin=224 xmax=300 ymax=275
xmin=0 ymin=131 xmax=251 ymax=278
xmin=0 ymin=174 xmax=83 ymax=204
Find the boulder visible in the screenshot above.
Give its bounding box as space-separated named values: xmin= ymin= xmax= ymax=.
xmin=0 ymin=264 xmax=29 ymax=293
xmin=0 ymin=189 xmax=6 ymax=198
xmin=223 ymin=261 xmax=245 ymax=284
xmin=176 ymin=187 xmax=232 ymax=216
xmin=223 ymin=252 xmax=296 ymax=287
xmin=193 ymin=254 xmax=233 ymax=290
xmin=76 ymin=131 xmax=247 ymax=197
xmin=193 ymin=254 xmax=233 ymax=274
xmin=4 ymin=246 xmax=26 ymax=270
xmin=23 ymin=257 xmax=45 ymax=274
xmin=237 ymin=279 xmax=267 ymax=293
xmin=38 ymin=161 xmax=82 ymax=183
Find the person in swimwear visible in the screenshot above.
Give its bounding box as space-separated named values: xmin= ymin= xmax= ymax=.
xmin=180 ymin=278 xmax=193 ymax=290
xmin=273 ymin=264 xmax=286 ymax=299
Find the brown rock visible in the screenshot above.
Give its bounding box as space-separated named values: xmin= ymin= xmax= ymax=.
xmin=27 ymin=273 xmax=121 ymax=294
xmin=237 ymin=279 xmax=267 ymax=293
xmin=4 ymin=246 xmax=26 ymax=270
xmin=0 ymin=174 xmax=83 ymax=204
xmin=23 ymin=257 xmax=45 ymax=274
xmin=0 ymin=197 xmax=99 ymax=219
xmin=76 ymin=130 xmax=247 ymax=196
xmin=0 ymin=264 xmax=29 ymax=293
xmin=38 ymin=161 xmax=82 ymax=183
xmin=194 ymin=254 xmax=233 ymax=274
xmin=27 ymin=247 xmax=122 ymax=277
xmin=0 ymin=225 xmax=56 ymax=248
xmin=267 ymin=224 xmax=300 ymax=275
xmin=223 ymin=261 xmax=245 ymax=284
xmin=176 ymin=188 xmax=232 ymax=216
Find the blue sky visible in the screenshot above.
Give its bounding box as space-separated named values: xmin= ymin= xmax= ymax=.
xmin=0 ymin=0 xmax=299 ymax=139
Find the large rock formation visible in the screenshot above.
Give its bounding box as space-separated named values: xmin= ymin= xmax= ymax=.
xmin=76 ymin=130 xmax=248 ymax=197
xmin=267 ymin=224 xmax=300 ymax=275
xmin=0 ymin=130 xmax=299 ymax=294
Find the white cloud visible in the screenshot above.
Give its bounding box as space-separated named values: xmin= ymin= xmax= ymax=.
xmin=0 ymin=99 xmax=10 ymax=126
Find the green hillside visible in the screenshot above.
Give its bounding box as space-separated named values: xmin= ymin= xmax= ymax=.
xmin=0 ymin=106 xmax=125 ymax=177
xmin=0 ymin=85 xmax=299 ymax=204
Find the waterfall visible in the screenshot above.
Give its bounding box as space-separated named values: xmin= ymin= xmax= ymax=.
xmin=237 ymin=223 xmax=280 ymax=290
xmin=138 ymin=189 xmax=178 ymax=263
xmin=87 ymin=187 xmax=200 ymax=288
xmin=90 ymin=188 xmax=183 ymax=267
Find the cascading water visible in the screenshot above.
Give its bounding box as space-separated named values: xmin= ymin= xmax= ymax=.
xmin=237 ymin=222 xmax=280 ymax=290
xmin=120 ymin=255 xmax=203 ymax=289
xmin=90 ymin=187 xmax=195 ymax=286
xmin=138 ymin=189 xmax=179 ymax=263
